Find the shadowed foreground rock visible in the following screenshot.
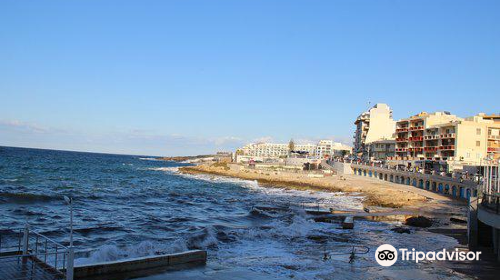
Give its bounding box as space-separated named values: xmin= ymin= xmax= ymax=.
xmin=405 ymin=216 xmax=433 ymax=228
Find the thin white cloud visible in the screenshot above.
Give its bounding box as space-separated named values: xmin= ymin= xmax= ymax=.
xmin=252 ymin=136 xmax=274 ymax=143
xmin=211 ymin=136 xmax=243 ymax=146
xmin=0 ymin=119 xmax=56 ymax=133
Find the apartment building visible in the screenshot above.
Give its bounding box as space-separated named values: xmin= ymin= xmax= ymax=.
xmin=238 ymin=142 xmax=316 ymax=158
xmin=394 ymin=112 xmax=500 ymax=166
xmin=479 ymin=113 xmax=500 ymax=160
xmin=353 ymin=103 xmax=396 ymax=160
xmin=237 ymin=140 xmax=352 ymax=161
xmin=395 ymin=111 xmax=460 ymax=160
xmin=367 ymin=139 xmax=396 ymax=161
xmin=315 ymin=140 xmax=352 ymax=159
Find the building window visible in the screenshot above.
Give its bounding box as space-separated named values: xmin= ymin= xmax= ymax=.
xmin=476 ymin=141 xmax=480 ymax=147
xmin=476 ymin=128 xmax=481 ymax=135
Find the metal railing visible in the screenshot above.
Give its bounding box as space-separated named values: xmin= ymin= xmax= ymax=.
xmin=29 ymin=230 xmax=69 ymax=271
xmin=481 ymin=193 xmax=500 ymax=214
xmin=0 ymin=225 xmax=74 ymax=280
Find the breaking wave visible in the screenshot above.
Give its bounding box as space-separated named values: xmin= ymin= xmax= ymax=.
xmin=146 ymin=167 xmax=179 ymax=172
xmin=139 ymin=157 xmax=160 ymax=161
xmin=75 ymin=239 xmax=189 ymax=265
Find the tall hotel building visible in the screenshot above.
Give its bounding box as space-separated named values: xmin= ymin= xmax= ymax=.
xmin=353 ymin=103 xmax=396 ymax=160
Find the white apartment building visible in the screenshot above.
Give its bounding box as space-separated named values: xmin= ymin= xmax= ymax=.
xmin=239 ymin=142 xmax=316 ymax=158
xmin=315 ymin=140 xmax=352 ymax=158
xmin=236 ymin=140 xmax=351 ymax=161
xmin=353 ymin=103 xmax=396 ymax=160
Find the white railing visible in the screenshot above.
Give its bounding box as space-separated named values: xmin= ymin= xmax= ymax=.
xmin=0 ymin=225 xmax=74 ymax=280
xmin=482 ymin=159 xmax=500 ymax=196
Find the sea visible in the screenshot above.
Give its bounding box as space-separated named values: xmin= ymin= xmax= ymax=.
xmin=0 ymin=146 xmax=465 ymax=279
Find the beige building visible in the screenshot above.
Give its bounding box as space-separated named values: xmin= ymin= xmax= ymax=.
xmin=395 ymin=111 xmax=460 ymax=160
xmin=481 ymin=114 xmax=500 ymax=160
xmin=368 ymin=139 xmax=396 ymax=161
xmin=394 ymin=111 xmax=500 ymax=167
xmin=353 ymin=103 xmax=396 ymax=160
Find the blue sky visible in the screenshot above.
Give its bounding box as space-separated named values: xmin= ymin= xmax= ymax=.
xmin=1 ymin=0 xmax=499 ymax=156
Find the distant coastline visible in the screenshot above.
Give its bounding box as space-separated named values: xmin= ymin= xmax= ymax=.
xmin=158 ymin=154 xmax=215 ymax=162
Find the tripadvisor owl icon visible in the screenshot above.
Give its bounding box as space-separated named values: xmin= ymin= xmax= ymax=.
xmin=375 ymin=244 xmax=398 ymax=266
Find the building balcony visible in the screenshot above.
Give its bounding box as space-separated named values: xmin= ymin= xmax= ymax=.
xmin=396 ymin=138 xmax=408 ymax=142
xmin=424 ymin=146 xmax=438 ymax=152
xmin=396 ymin=128 xmax=409 ymax=132
xmin=439 ymin=145 xmax=455 ymax=151
xmin=424 ymin=135 xmax=439 ymax=140
xmin=395 ymin=148 xmax=408 ymax=152
xmin=409 ymin=136 xmax=423 ymax=141
xmin=408 ymin=147 xmax=423 ymax=152
xmin=440 ymin=133 xmax=456 ymax=139
xmin=488 ymin=135 xmax=500 ymax=140
xmin=409 ymin=126 xmax=424 ymax=131
xmin=487 ymin=147 xmax=500 ymax=153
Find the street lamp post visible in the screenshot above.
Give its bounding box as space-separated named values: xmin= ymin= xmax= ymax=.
xmin=64 ymin=196 xmax=73 ymax=247
xmin=64 ymin=196 xmax=74 ymax=280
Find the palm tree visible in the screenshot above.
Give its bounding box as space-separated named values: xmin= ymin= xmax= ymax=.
xmin=288 ymin=139 xmax=295 ymax=157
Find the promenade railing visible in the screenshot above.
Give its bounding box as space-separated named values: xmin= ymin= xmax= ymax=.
xmin=481 ymin=193 xmax=500 ymax=214
xmin=0 ymin=225 xmax=74 ymax=280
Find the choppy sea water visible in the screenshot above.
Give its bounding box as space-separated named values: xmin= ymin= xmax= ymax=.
xmin=0 ymin=147 xmax=465 ymax=279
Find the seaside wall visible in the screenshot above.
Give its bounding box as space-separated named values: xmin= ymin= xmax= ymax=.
xmin=351 ymin=163 xmax=478 ymax=200
xmin=73 ymin=250 xmax=206 ymax=280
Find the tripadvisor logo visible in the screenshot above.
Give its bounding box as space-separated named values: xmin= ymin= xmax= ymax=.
xmin=375 ymin=244 xmax=398 ymax=266
xmin=375 ymin=244 xmax=481 ymax=267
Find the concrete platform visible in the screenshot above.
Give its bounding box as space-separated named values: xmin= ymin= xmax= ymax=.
xmin=73 ymin=250 xmax=207 ymax=280
xmin=0 ymin=253 xmax=64 ymax=280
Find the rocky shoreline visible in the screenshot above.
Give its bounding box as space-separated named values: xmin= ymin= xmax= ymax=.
xmin=158 ymin=155 xmax=214 ymax=162
xmin=179 ymin=163 xmax=431 ymax=209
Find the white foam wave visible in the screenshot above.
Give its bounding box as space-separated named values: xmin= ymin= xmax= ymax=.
xmin=212 ymin=212 xmax=461 ymax=280
xmin=0 ymin=178 xmax=18 ymax=182
xmin=146 ymin=167 xmax=179 ymax=172
xmin=75 ymin=239 xmax=188 ymax=265
xmin=175 ymin=171 xmax=363 ymax=211
xmin=139 ymin=157 xmax=160 ymax=161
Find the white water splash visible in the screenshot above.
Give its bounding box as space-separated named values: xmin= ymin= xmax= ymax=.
xmin=75 ymin=239 xmax=188 ymax=265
